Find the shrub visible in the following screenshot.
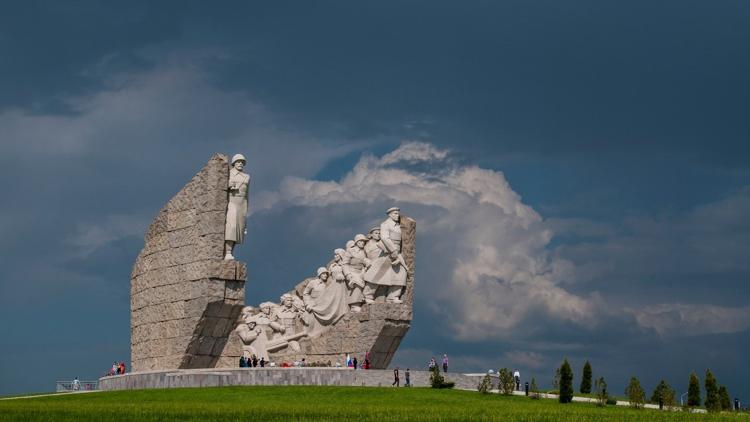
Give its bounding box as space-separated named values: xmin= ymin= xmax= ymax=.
xmin=704 ymin=369 xmax=720 ymax=412
xmin=580 ymin=361 xmax=592 ymax=394
xmin=477 ymin=374 xmax=492 ymax=394
xmin=530 ymin=377 xmax=540 ymax=400
xmin=606 ymin=398 xmax=618 ymax=406
xmin=594 ymin=377 xmax=608 ymax=407
xmin=625 ymin=376 xmax=646 ymax=409
xmin=687 ymin=372 xmax=701 ymax=407
xmin=558 ymin=359 xmax=574 ymax=404
xmin=430 ymin=366 xmax=454 ymax=389
xmin=498 ymin=368 xmax=515 ymax=395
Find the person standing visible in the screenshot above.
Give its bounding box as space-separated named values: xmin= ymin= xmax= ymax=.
xmin=442 ymin=354 xmax=449 ymax=373
xmin=239 ymin=356 xmax=246 ymax=367
xmin=513 ymin=369 xmax=521 ymax=391
xmin=72 ymin=377 xmax=80 ymax=391
xmin=260 ymin=357 xmax=266 ymax=368
xmin=353 ymin=356 xmax=358 ymax=370
xmin=405 ymin=368 xmax=411 ymax=387
xmin=392 ymin=367 xmax=400 ymax=387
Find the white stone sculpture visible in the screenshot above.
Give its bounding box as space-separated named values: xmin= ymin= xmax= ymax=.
xmin=363 ymin=207 xmax=407 ymax=304
xmin=224 ymin=154 xmax=250 ymax=260
xmin=275 ymin=293 xmax=303 ymax=334
xmin=302 ymin=266 xmax=349 ymax=336
xmin=344 ymin=234 xmax=369 ymax=312
xmin=364 ymin=227 xmax=382 ymax=260
xmin=236 ymin=317 xmax=270 ymax=359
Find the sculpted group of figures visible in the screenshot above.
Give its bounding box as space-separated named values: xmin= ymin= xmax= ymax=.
xmin=236 ymin=207 xmax=408 ymax=360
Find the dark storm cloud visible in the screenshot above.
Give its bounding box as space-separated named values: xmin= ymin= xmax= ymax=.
xmin=0 ymin=0 xmax=748 ymax=399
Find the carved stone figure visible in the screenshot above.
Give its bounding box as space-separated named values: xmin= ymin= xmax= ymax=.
xmin=237 ymin=319 xmax=269 ymax=359
xmin=345 ymin=234 xmax=369 ymax=312
xmin=364 ymin=227 xmax=383 ymax=260
xmin=256 ymin=302 xmax=285 ymax=339
xmin=363 ymin=207 xmax=407 ymax=304
xmin=224 ymin=154 xmax=250 ymax=260
xmin=275 ymin=293 xmax=302 ymax=334
xmin=302 ymin=266 xmax=349 ymax=337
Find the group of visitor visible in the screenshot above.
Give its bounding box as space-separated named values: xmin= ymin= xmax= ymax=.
xmin=106 ymin=361 xmax=126 ymax=376
xmin=392 ymin=367 xmax=411 ymax=387
xmin=239 ymin=354 xmax=266 ymax=368
xmin=428 ymin=354 xmax=449 ymax=372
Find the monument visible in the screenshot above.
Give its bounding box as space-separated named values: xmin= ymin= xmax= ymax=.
xmin=130 ymin=154 xmax=414 ymax=372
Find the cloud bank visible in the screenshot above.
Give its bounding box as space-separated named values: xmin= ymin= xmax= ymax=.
xmin=259 ymin=142 xmax=599 ymax=340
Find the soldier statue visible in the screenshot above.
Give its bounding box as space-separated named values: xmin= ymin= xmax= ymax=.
xmin=225 ymin=153 xmax=250 ymax=260
xmin=363 ymin=207 xmax=407 ymax=304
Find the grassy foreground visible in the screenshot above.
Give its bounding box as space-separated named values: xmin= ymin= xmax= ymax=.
xmin=0 ymin=386 xmax=743 ymax=421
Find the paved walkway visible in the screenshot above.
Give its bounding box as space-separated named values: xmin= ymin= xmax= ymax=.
xmin=0 ymin=390 xmax=102 ymax=401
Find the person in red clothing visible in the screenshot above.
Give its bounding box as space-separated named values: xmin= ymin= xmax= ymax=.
xmin=119 ymin=362 xmax=126 ymax=375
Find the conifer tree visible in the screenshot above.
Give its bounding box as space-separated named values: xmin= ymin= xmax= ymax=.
xmin=625 ymin=377 xmax=646 ymax=409
xmin=650 ymin=379 xmax=676 ymax=408
xmin=687 ymin=372 xmax=701 ymax=407
xmin=580 ymin=360 xmax=592 ymax=394
xmin=704 ymin=369 xmax=720 ymax=412
xmin=718 ymin=386 xmax=732 ymax=411
xmin=558 ymin=359 xmax=574 ymax=403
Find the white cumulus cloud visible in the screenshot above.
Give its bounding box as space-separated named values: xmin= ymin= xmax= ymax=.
xmin=260 ymin=141 xmax=601 ymax=340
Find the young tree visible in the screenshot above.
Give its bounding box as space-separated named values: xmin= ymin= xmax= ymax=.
xmin=580 ymin=360 xmax=592 ymax=394
xmin=498 ymin=368 xmax=516 ymax=395
xmin=625 ymin=376 xmax=646 ymax=409
xmin=558 ymin=359 xmax=574 ymax=404
xmin=477 ymin=374 xmax=492 ymax=394
xmin=704 ymin=369 xmax=720 ymax=412
xmin=687 ymin=372 xmax=701 ymax=407
xmin=650 ymin=379 xmax=676 ymax=408
xmin=718 ymin=386 xmax=732 ymax=411
xmin=553 ymin=367 xmax=561 ymax=390
xmin=594 ymin=377 xmax=608 ymax=407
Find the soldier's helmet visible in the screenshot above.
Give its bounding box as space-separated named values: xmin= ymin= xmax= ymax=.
xmin=316 ymin=267 xmax=329 ymax=276
xmin=231 ymin=153 xmax=247 ymax=165
xmin=354 ymin=234 xmax=368 ymax=243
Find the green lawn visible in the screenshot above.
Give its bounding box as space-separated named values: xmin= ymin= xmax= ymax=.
xmin=0 ymin=386 xmax=743 ymax=421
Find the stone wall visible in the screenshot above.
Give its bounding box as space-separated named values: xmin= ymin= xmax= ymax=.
xmin=100 ymin=368 xmax=480 ymax=391
xmin=130 ymin=154 xmax=246 ymax=371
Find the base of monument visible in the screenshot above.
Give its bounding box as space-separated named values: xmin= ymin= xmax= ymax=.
xmin=99 ymin=368 xmax=480 ymax=391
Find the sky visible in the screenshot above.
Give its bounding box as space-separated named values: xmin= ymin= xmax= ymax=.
xmin=0 ymin=0 xmax=749 ymax=399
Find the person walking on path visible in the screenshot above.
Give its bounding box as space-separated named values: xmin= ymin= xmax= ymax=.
xmin=405 ymin=368 xmax=411 ymax=387
xmin=442 ymin=354 xmax=449 ymax=373
xmin=392 ymin=367 xmax=400 ymax=387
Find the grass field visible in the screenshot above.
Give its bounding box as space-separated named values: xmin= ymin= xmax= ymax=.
xmin=0 ymin=386 xmax=745 ymax=421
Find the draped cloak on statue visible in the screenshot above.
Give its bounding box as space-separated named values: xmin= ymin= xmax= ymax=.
xmin=302 ymin=275 xmax=349 ymax=337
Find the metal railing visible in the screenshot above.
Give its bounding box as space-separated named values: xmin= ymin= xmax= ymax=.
xmin=56 ymin=380 xmax=99 ymax=392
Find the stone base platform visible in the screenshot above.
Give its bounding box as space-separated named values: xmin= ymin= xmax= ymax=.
xmin=99 ymin=368 xmax=481 ymax=391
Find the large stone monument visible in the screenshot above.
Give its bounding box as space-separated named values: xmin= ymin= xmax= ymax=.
xmin=130 ymin=154 xmax=414 ymax=372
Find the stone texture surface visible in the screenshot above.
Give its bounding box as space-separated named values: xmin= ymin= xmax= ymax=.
xmin=100 ymin=368 xmax=480 ymax=391
xmin=130 ymin=154 xmax=246 ymax=372
xmin=255 ymin=216 xmax=416 ymax=368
